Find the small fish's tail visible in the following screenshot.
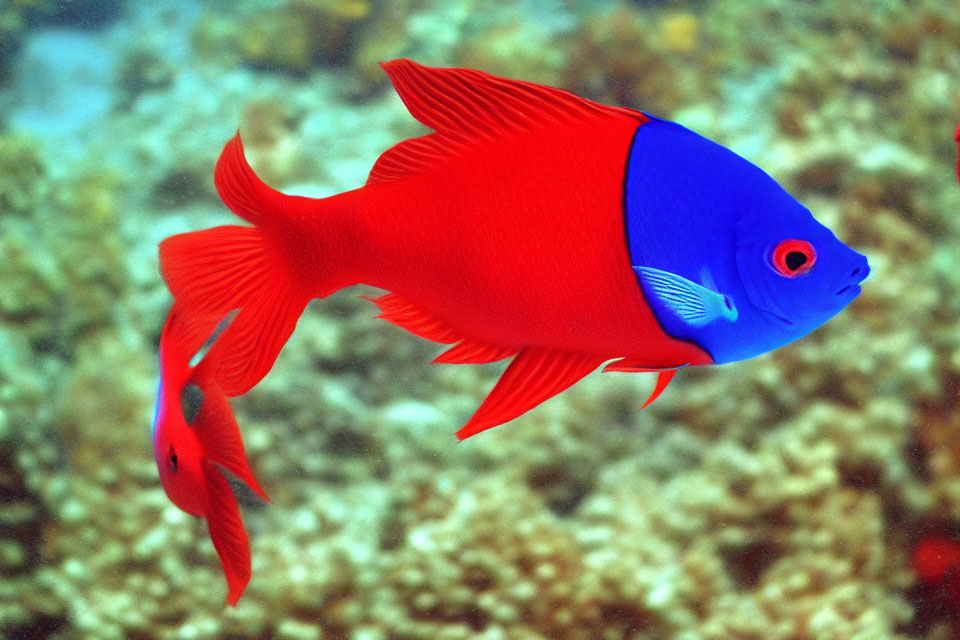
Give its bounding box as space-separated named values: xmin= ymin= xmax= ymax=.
xmin=159 ymin=133 xmax=315 ymax=396
xmin=193 ymin=373 xmax=271 ymax=606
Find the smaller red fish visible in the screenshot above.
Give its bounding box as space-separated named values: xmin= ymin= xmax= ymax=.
xmin=152 ymin=306 xmax=269 ymax=605
xmin=914 ymin=535 xmax=960 ymax=601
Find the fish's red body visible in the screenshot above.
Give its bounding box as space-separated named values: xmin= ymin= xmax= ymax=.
xmin=161 ymin=60 xmax=711 ymax=439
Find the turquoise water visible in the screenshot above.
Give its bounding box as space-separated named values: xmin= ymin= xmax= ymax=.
xmin=1 ymin=0 xmax=958 ymax=638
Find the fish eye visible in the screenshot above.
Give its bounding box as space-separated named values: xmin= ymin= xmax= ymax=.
xmin=770 ymin=239 xmax=816 ymax=278
xmin=168 ymin=445 xmax=178 ymax=473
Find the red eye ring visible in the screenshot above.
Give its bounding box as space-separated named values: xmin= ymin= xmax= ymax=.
xmin=771 ymin=239 xmax=816 ymax=277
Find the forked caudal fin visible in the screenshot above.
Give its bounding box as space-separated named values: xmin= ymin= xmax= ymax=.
xmin=202 ymin=458 xmax=252 ymax=606
xmin=193 ymin=368 xmax=270 ymax=606
xmin=159 ymin=134 xmax=314 ymax=396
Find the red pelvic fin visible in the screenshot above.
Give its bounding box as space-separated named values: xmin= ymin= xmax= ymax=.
xmin=369 ymin=59 xmax=647 ymax=184
xmin=190 ymin=380 xmax=270 ymax=502
xmin=201 ymin=459 xmax=251 ymax=606
xmin=455 ymin=348 xmax=604 ymax=441
xmin=602 ymin=358 xmax=688 ymax=373
xmin=160 ymin=225 xmax=307 ymax=396
xmin=362 ymin=293 xmax=461 ymax=344
xmin=639 ymin=369 xmax=679 ymax=411
xmin=433 ymin=339 xmax=517 ymax=365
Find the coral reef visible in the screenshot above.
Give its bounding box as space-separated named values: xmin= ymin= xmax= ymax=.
xmin=0 ymin=0 xmax=958 ymax=638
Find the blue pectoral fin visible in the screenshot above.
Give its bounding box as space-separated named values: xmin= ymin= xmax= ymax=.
xmin=634 ymin=266 xmax=736 ymax=327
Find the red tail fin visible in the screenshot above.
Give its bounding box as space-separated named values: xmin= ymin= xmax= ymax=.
xmin=159 ymin=134 xmax=313 ymax=396
xmin=202 ymin=459 xmax=251 ymax=606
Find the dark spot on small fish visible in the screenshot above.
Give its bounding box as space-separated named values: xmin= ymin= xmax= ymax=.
xmin=180 ymin=384 xmax=203 ymax=425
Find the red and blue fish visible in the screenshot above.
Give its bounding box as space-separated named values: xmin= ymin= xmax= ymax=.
xmin=159 ymin=59 xmax=868 ymax=438
xmin=153 ymin=60 xmax=870 ymax=602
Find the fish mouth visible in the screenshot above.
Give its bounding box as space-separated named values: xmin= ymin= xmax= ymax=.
xmin=835 ymin=284 xmax=861 ymax=298
xmin=760 ymin=308 xmax=795 ymax=327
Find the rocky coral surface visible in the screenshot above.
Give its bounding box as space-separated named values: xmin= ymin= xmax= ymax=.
xmin=1 ymin=0 xmax=958 ymax=638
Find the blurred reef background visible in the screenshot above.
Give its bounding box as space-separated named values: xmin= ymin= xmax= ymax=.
xmin=1 ymin=0 xmax=959 ymax=638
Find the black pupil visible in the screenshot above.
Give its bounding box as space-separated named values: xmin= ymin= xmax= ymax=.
xmin=168 ymin=446 xmax=178 ymax=473
xmin=785 ymin=251 xmax=808 ymax=271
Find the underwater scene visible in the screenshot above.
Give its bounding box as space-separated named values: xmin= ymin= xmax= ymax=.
xmin=1 ymin=0 xmax=959 ymax=638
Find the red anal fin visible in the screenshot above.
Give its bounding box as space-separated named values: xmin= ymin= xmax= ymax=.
xmin=433 ymin=339 xmax=517 ymax=364
xmin=191 ymin=380 xmax=270 ymax=502
xmin=602 ymin=358 xmax=688 ymax=373
xmin=455 ymin=348 xmax=604 ymax=441
xmin=202 ymin=459 xmax=251 ymax=606
xmin=639 ymin=370 xmax=679 ymax=411
xmin=362 ymin=293 xmax=461 ymax=344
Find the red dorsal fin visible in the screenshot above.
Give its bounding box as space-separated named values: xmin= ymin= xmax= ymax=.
xmin=368 ymin=60 xmax=646 ymax=184
xmin=362 ymin=293 xmax=461 ymax=344
xmin=201 ymin=459 xmax=251 ymax=606
xmin=381 ymin=59 xmax=643 ymax=141
xmin=190 ymin=376 xmax=270 ymax=503
xmin=455 ymin=348 xmax=604 ymax=440
xmin=433 ymin=339 xmax=517 ymax=365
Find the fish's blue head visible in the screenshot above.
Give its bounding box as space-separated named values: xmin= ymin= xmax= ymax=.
xmin=731 ymin=198 xmax=869 ymax=358
xmin=624 ymin=116 xmax=869 ymax=364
